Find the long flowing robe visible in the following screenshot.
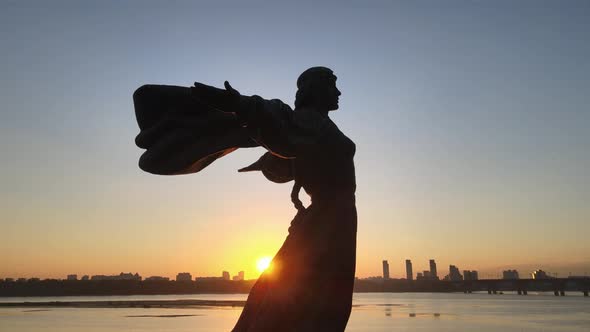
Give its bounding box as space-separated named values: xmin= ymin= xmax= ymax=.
xmin=232 ymin=97 xmax=357 ymax=332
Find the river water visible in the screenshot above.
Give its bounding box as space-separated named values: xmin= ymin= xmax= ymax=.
xmin=1 ymin=292 xmax=589 ymax=331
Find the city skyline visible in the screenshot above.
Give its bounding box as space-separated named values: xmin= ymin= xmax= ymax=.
xmin=375 ymin=258 xmax=589 ymax=280
xmin=1 ymin=2 xmax=589 ymax=280
xmin=3 ymin=257 xmax=588 ymax=281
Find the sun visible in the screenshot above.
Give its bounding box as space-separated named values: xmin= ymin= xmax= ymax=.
xmin=256 ymin=256 xmax=273 ymax=273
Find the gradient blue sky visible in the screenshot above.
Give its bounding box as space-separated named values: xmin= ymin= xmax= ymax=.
xmin=1 ymin=0 xmax=589 ymax=279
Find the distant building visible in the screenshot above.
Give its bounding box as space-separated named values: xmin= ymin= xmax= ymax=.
xmin=5 ymin=278 xmax=14 ymax=282
xmin=121 ymin=273 xmax=142 ymax=281
xmin=463 ymin=270 xmax=478 ymax=281
xmin=91 ymin=273 xmax=141 ymax=281
xmin=28 ymin=278 xmax=40 ymax=282
xmin=176 ymin=272 xmax=192 ymax=282
xmin=145 ymin=276 xmax=170 ymax=281
xmin=81 ymin=275 xmax=89 ymax=281
xmin=195 ymin=276 xmax=223 ymax=281
xmin=233 ymin=271 xmax=245 ymax=281
xmin=363 ymin=276 xmax=384 ymax=281
xmin=417 ymin=270 xmax=432 ymax=280
xmin=222 ymin=271 xmax=230 ymax=281
xmin=382 ymin=260 xmax=390 ymax=280
xmin=503 ymin=270 xmax=520 ymax=280
xmin=448 ymin=265 xmax=463 ymax=281
xmin=429 ymin=259 xmax=438 ymax=279
xmin=67 ymin=274 xmax=78 ymax=281
xmin=17 ymin=278 xmax=27 ymax=282
xmin=531 ymin=270 xmax=550 ymax=279
xmin=405 ymin=259 xmax=413 ymax=280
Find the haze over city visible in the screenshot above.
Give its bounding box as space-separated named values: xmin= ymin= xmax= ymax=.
xmin=1 ymin=1 xmax=589 ymax=281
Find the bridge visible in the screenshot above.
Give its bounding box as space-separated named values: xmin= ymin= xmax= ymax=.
xmin=353 ymin=277 xmax=590 ymax=295
xmin=451 ymin=278 xmax=590 ymax=296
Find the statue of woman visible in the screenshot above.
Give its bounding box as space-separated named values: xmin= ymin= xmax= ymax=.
xmin=133 ymin=67 xmax=357 ymax=331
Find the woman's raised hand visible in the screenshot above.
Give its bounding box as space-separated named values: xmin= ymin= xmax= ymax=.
xmin=191 ymin=80 xmax=240 ymax=113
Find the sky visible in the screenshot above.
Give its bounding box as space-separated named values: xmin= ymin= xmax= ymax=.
xmin=1 ymin=0 xmax=589 ymax=280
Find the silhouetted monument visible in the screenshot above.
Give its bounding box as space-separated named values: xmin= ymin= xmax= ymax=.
xmin=133 ymin=67 xmax=357 ymax=331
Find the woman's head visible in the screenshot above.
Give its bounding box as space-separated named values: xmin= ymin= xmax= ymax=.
xmin=294 ymin=66 xmax=341 ymax=111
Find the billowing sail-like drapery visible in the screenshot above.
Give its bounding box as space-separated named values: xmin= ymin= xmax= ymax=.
xmin=133 ymin=84 xmax=258 ymax=175
xmin=133 ymin=84 xmax=296 ymax=182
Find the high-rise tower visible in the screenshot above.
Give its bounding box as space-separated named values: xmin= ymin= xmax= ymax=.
xmin=405 ymin=259 xmax=413 ymax=280
xmin=382 ymin=260 xmax=390 ymax=280
xmin=429 ymin=259 xmax=438 ymax=279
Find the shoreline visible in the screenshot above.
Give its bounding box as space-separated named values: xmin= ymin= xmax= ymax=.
xmin=0 ymin=299 xmax=246 ymax=309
